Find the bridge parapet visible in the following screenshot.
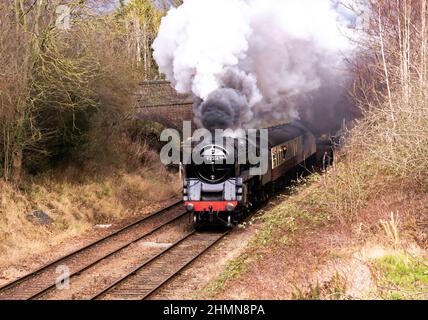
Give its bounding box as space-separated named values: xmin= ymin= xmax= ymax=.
xmin=136 ymin=80 xmax=194 ymax=131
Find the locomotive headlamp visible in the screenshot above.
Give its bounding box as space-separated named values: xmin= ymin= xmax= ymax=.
xmin=226 ymin=203 xmax=235 ymax=212
xmin=186 ymin=203 xmax=194 ymax=212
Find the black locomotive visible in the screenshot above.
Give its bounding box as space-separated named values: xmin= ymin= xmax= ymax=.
xmin=183 ymin=121 xmax=322 ymax=228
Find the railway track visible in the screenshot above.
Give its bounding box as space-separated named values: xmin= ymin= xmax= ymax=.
xmin=0 ymin=200 xmax=185 ymax=300
xmin=91 ymin=230 xmax=229 ymax=300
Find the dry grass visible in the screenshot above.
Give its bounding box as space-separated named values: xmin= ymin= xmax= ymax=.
xmin=203 ymin=183 xmax=427 ymax=299
xmin=0 ymin=137 xmax=180 ymax=268
xmin=0 ymin=172 xmax=180 ymax=267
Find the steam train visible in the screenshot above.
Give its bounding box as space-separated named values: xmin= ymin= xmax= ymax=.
xmin=183 ymin=121 xmax=327 ymax=228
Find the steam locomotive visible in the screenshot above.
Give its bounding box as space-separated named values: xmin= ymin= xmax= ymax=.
xmin=183 ymin=121 xmax=325 ymax=228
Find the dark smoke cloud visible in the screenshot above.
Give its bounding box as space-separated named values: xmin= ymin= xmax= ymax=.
xmin=194 ymin=88 xmax=251 ymax=131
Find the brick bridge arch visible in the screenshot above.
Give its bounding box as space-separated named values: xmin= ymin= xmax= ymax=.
xmin=136 ymin=80 xmax=194 ymax=132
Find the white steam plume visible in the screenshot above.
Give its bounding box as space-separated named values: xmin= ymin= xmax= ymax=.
xmin=153 ymin=0 xmax=355 ymax=132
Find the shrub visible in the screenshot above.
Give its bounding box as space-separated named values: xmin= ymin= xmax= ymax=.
xmin=0 ymin=1 xmax=163 ymax=181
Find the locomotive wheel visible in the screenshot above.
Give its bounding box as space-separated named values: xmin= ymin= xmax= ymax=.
xmin=192 ymin=213 xmax=202 ymax=230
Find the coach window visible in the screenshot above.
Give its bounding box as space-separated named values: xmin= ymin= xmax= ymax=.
xmin=273 ymin=153 xmax=278 ymax=168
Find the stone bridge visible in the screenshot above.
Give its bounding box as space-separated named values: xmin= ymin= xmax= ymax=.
xmin=136 ymin=80 xmax=194 ymax=132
